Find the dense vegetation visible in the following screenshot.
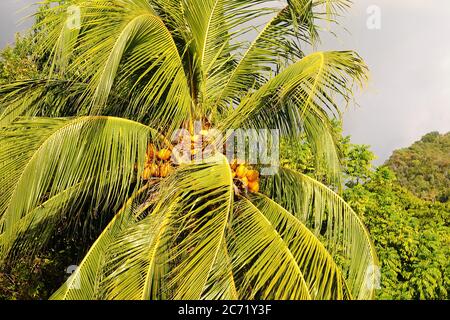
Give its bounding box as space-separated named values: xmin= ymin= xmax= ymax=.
xmin=282 ymin=129 xmax=450 ymax=300
xmin=0 ymin=5 xmax=46 ymax=84
xmin=386 ymin=132 xmax=450 ymax=203
xmin=0 ymin=1 xmax=448 ymax=300
xmin=344 ymin=167 xmax=449 ymax=299
xmin=0 ymin=35 xmax=39 ymax=84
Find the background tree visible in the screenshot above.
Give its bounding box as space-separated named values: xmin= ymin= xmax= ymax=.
xmin=0 ymin=35 xmax=39 ymax=84
xmin=0 ymin=4 xmax=51 ymax=84
xmin=386 ymin=132 xmax=450 ymax=203
xmin=344 ymin=167 xmax=450 ymax=299
xmin=281 ymin=120 xmax=375 ymax=187
xmin=282 ymin=130 xmax=450 ymax=300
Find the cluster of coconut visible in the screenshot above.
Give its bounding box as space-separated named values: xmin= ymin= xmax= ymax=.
xmin=230 ymin=161 xmax=260 ymax=193
xmin=140 ymin=130 xmax=209 ymax=181
xmin=142 ymin=144 xmax=173 ymax=180
xmin=140 ymin=129 xmax=262 ymax=195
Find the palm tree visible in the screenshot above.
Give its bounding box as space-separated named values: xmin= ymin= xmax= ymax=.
xmin=0 ymin=0 xmax=378 ymax=300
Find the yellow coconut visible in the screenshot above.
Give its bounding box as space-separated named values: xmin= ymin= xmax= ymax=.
xmin=147 ymin=143 xmax=156 ymax=160
xmin=159 ymin=163 xmax=172 ymax=177
xmin=248 ymin=180 xmax=260 ymax=193
xmin=157 ymin=148 xmax=172 ymax=161
xmin=142 ymin=167 xmax=152 ymax=180
xmin=246 ymin=170 xmax=259 ymax=182
xmin=236 ymin=165 xmax=247 ymax=178
xmin=150 ymin=163 xmax=159 ymax=177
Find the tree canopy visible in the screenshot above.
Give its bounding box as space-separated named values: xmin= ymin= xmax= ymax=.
xmin=282 ymin=127 xmax=450 ymax=300
xmin=386 ymin=132 xmax=450 ymax=203
xmin=0 ymin=0 xmax=378 ymax=300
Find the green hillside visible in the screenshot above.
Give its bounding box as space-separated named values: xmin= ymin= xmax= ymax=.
xmin=386 ymin=132 xmax=450 ymax=203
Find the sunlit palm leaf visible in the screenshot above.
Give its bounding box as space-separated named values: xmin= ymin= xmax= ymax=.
xmin=0 ymin=80 xmax=89 ymax=127
xmin=251 ymin=193 xmax=351 ymax=299
xmin=229 ymin=197 xmax=312 ymax=299
xmin=262 ymin=167 xmax=379 ymax=299
xmin=96 ymin=155 xmax=234 ymax=299
xmin=50 ymin=185 xmax=155 ymax=300
xmin=0 ymin=116 xmax=163 ymax=258
xmin=211 ymin=0 xmax=352 ymax=108
xmin=220 ymin=51 xmax=367 ymax=182
xmin=31 ymin=1 xmax=193 ymax=132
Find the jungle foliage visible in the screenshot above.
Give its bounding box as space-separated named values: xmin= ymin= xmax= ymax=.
xmin=344 ymin=166 xmax=449 ymax=299
xmin=282 ymin=128 xmax=449 ymax=300
xmin=386 ymin=132 xmax=450 ymax=203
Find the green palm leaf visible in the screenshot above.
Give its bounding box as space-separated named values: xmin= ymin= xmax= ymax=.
xmin=250 ymin=193 xmax=351 ymax=299
xmin=262 ymin=167 xmax=379 ymax=299
xmin=230 ymin=197 xmax=312 ymax=299
xmin=99 ymin=155 xmax=234 ymax=299
xmin=50 ymin=184 xmax=155 ymax=300
xmin=0 ymin=116 xmax=164 ymax=258
xmin=0 ymin=0 xmax=378 ymax=301
xmin=220 ymin=51 xmax=367 ymax=182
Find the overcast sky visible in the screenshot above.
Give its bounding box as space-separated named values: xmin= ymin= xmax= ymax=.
xmin=317 ymin=0 xmax=450 ymax=164
xmin=0 ymin=0 xmax=449 ymax=164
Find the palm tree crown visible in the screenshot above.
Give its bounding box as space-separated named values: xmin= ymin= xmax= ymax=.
xmin=0 ymin=0 xmax=378 ymax=300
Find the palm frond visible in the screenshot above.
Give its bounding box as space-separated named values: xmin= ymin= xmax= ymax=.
xmin=201 ymin=240 xmax=239 ymax=300
xmin=0 ymin=79 xmax=88 ymax=127
xmin=50 ymin=185 xmax=154 ymax=300
xmin=0 ymin=116 xmax=164 ymax=258
xmin=211 ymin=0 xmax=352 ymax=109
xmin=229 ymin=197 xmax=311 ymax=299
xmin=220 ymin=51 xmax=367 ymax=181
xmin=262 ymin=167 xmax=379 ymax=299
xmin=0 ymin=182 xmax=85 ymax=263
xmin=251 ymin=193 xmax=351 ymax=299
xmin=34 ymin=1 xmax=192 ymax=132
xmin=94 ymin=155 xmax=234 ymax=300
